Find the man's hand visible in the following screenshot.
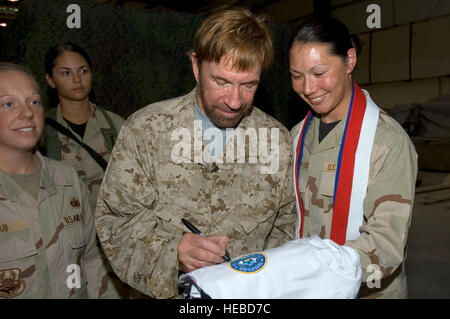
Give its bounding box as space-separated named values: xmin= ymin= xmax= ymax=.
xmin=177 ymin=233 xmax=229 ymax=273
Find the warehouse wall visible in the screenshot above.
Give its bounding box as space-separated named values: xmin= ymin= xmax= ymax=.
xmin=257 ymin=0 xmax=450 ymax=110
xmin=0 ymin=0 xmax=304 ymax=128
xmin=332 ymin=0 xmax=450 ymax=110
xmin=2 ymin=0 xmax=448 ymax=118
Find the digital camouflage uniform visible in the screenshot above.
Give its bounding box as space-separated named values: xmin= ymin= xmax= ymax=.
xmin=0 ymin=152 xmax=124 ymax=298
xmin=43 ymin=103 xmax=125 ymax=210
xmin=291 ymin=108 xmax=418 ymax=298
xmin=95 ymin=88 xmax=297 ymax=298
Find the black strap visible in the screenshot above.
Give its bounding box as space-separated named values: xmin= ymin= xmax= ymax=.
xmin=45 ymin=117 xmax=108 ymax=171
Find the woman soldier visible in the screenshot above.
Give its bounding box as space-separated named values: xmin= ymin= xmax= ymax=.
xmin=0 ymin=62 xmax=121 ymax=298
xmin=42 ymin=43 xmax=124 ymax=210
xmin=289 ymin=16 xmax=417 ymax=298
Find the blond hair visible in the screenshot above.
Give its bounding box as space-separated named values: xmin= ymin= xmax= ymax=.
xmin=0 ymin=62 xmax=40 ymax=93
xmin=192 ymin=8 xmax=274 ymax=71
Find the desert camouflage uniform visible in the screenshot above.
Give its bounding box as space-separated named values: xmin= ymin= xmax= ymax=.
xmin=291 ymin=108 xmax=418 ymax=298
xmin=95 ymin=88 xmax=297 ymax=298
xmin=0 ymin=152 xmax=123 ymax=298
xmin=43 ymin=103 xmax=124 ymax=210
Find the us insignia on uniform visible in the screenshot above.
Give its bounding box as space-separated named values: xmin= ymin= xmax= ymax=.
xmin=0 ymin=268 xmax=26 ymax=299
xmin=70 ymin=197 xmax=80 ymax=208
xmin=229 ymin=253 xmax=267 ymax=274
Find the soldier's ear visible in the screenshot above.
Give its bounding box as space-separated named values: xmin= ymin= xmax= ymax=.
xmin=345 ymin=48 xmax=357 ymax=75
xmin=45 ymin=74 xmax=56 ymax=89
xmin=191 ymin=53 xmax=200 ymax=83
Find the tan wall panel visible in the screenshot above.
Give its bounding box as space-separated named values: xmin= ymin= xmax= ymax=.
xmin=430 ymin=0 xmax=450 ymax=18
xmin=331 ymin=0 xmax=394 ymax=34
xmin=394 ymin=0 xmax=450 ymax=24
xmin=362 ymin=78 xmax=440 ymax=109
xmin=371 ymin=25 xmax=410 ymax=83
xmin=412 ymin=15 xmax=450 ymax=79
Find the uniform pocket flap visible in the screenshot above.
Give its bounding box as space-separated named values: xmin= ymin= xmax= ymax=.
xmin=319 ymin=171 xmax=336 ymax=197
xmin=0 ymin=236 xmax=37 ymax=262
xmin=153 ymin=206 xmax=190 ymax=233
xmin=69 ymin=239 xmax=86 ymax=249
xmin=63 ymin=222 xmax=86 ymax=249
xmin=237 ymin=209 xmax=277 ymax=235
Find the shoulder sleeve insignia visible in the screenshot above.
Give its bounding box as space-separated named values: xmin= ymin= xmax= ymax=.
xmin=229 ymin=253 xmax=267 ymax=274
xmin=0 ymin=268 xmax=26 ymax=299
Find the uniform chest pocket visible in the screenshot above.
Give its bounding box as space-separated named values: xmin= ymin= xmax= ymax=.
xmin=62 ymin=222 xmax=86 ymax=264
xmin=235 ymin=160 xmax=274 ymax=204
xmin=0 ymin=231 xmax=38 ymax=299
xmin=297 ymin=161 xmax=310 ymax=195
xmin=0 ymin=231 xmax=37 ymax=264
xmin=319 ymin=163 xmax=337 ymax=197
xmin=60 ymin=222 xmax=88 ymax=297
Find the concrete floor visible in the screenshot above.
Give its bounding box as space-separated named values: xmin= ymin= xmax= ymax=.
xmin=406 ymin=170 xmax=450 ymax=299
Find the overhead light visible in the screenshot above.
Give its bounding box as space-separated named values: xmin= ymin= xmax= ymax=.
xmin=7 ymin=0 xmax=20 ymax=3
xmin=0 ymin=6 xmax=19 ymax=14
xmin=0 ymin=23 xmax=7 ymax=27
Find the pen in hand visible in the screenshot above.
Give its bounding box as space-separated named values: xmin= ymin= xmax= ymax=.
xmin=181 ymin=218 xmax=231 ymax=262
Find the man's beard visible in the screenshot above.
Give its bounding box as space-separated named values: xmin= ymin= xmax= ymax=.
xmin=197 ymin=85 xmax=252 ymax=129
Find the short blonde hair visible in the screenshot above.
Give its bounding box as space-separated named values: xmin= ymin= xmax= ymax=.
xmin=0 ymin=62 xmax=40 ymax=93
xmin=193 ymin=7 xmax=274 ymax=71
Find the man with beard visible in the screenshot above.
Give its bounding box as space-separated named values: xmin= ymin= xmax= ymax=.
xmin=95 ymin=8 xmax=296 ymax=298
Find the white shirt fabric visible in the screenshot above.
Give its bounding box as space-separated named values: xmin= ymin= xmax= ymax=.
xmin=178 ymin=236 xmax=362 ymax=299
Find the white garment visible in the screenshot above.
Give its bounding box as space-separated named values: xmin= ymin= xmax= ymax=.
xmin=178 ymin=236 xmax=362 ymax=299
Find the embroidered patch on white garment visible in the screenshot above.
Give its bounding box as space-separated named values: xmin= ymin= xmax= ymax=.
xmin=229 ymin=253 xmax=267 ymax=274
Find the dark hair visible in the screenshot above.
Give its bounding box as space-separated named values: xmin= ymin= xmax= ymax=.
xmin=290 ymin=15 xmax=361 ymax=59
xmin=45 ymin=43 xmax=92 ymax=75
xmin=44 ymin=43 xmax=95 ymax=106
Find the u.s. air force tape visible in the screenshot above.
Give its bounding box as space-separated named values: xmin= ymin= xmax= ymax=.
xmin=178 ymin=236 xmax=362 ymax=299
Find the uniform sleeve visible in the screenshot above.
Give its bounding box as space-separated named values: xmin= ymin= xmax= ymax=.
xmin=95 ymin=124 xmax=180 ymax=299
xmin=265 ymin=134 xmax=297 ymax=249
xmin=81 ymin=180 xmax=127 ymax=299
xmin=345 ymin=129 xmax=418 ymax=284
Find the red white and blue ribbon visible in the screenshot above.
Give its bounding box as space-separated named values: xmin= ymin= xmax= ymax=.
xmin=293 ymin=82 xmax=380 ymax=245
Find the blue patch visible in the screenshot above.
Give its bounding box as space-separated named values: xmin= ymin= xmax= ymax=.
xmin=229 ymin=253 xmax=267 ymax=274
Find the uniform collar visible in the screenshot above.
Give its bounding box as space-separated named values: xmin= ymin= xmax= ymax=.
xmin=36 ymin=151 xmax=71 ymax=197
xmin=0 ymin=169 xmax=19 ymax=201
xmin=181 ymin=87 xmax=260 ymax=170
xmin=304 ymin=114 xmax=347 ymax=154
xmin=0 ymin=151 xmax=73 ymax=202
xmin=56 ymin=102 xmax=106 ymax=143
